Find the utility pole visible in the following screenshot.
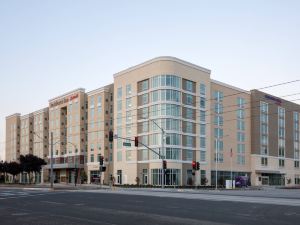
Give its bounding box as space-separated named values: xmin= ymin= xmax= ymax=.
xmin=50 ymin=132 xmax=54 ymax=189
xmin=74 ymin=156 xmax=77 ymax=187
xmin=230 ymin=148 xmax=233 ymax=189
xmin=161 ymin=129 xmax=165 ymax=189
xmin=215 ymin=138 xmax=218 ymax=190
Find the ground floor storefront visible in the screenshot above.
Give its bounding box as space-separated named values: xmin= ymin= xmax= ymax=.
xmin=114 ymin=168 xmax=210 ymax=186
xmin=210 ymin=171 xmax=251 ymax=186
xmin=49 ymin=168 xmax=84 ymax=184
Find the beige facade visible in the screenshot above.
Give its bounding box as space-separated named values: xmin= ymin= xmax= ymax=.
xmin=251 ymin=90 xmax=300 ymax=186
xmin=86 ymin=84 xmax=114 ymax=184
xmin=48 ymin=88 xmax=87 ymax=183
xmin=113 ymin=56 xmax=212 ymax=186
xmin=20 ymin=114 xmax=34 ymax=156
xmin=33 ymin=108 xmax=49 ymax=160
xmin=5 ymin=114 xmax=21 ymax=162
xmin=4 ymin=56 xmax=300 ymax=187
xmin=210 ymin=80 xmax=251 ymax=185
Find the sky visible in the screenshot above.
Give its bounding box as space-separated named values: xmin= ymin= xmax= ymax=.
xmin=0 ymin=0 xmax=300 ymax=160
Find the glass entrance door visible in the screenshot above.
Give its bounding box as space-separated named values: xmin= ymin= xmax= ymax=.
xmin=262 ymin=176 xmax=269 ymax=185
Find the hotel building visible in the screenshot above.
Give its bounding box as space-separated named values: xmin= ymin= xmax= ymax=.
xmin=4 ymin=56 xmax=300 ymax=186
xmin=32 ymin=107 xmax=49 ymax=183
xmin=86 ymin=84 xmax=114 ymax=184
xmin=5 ymin=114 xmax=21 ymax=163
xmin=48 ymin=88 xmax=87 ymax=183
xmin=251 ymin=90 xmax=300 ymax=186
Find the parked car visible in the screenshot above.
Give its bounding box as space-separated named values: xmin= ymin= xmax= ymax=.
xmin=235 ymin=176 xmax=250 ymax=188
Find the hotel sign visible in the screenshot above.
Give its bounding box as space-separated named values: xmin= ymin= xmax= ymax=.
xmin=264 ymin=95 xmax=282 ymax=105
xmin=50 ymin=94 xmax=79 ymax=108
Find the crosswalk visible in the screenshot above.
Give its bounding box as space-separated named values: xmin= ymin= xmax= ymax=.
xmin=0 ymin=189 xmax=48 ymax=200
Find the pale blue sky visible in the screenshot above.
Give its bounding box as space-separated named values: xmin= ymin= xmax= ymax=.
xmin=1 ymin=0 xmax=300 ymax=160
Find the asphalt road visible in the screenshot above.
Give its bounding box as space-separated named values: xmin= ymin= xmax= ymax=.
xmin=0 ymin=188 xmax=299 ymax=225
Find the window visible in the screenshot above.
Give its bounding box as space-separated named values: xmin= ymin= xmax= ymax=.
xmin=90 ymin=96 xmax=94 ymax=107
xmin=200 ymin=97 xmax=206 ymax=108
xmin=186 ymin=150 xmax=193 ymax=161
xmin=215 ymin=103 xmax=223 ymax=114
xmin=117 ymin=100 xmax=122 ymax=111
xmin=90 ymin=154 xmax=94 ymax=162
xmin=185 ymin=136 xmax=194 ymax=147
xmin=214 ymin=116 xmax=223 ymax=126
xmin=126 ymin=98 xmax=132 ymax=109
xmin=200 ymin=83 xmax=206 ymax=96
xmin=200 ymin=110 xmax=205 ymax=122
xmin=237 ymin=120 xmax=245 ymax=131
xmin=200 ymin=124 xmax=206 ymax=136
xmin=214 ymin=128 xmax=223 ymax=138
xmin=185 ymin=121 xmax=194 ymax=133
xmin=117 ymin=87 xmax=122 ymax=99
xmin=184 ymin=108 xmax=194 ymax=120
xmin=151 ymin=75 xmax=180 ymax=89
xmin=185 ymin=94 xmax=194 ymax=106
xmin=185 ymin=80 xmax=194 ymax=92
xmin=126 ymin=111 xmax=132 ymax=124
xmin=237 ymin=132 xmax=245 ymax=142
xmin=126 ymin=84 xmax=132 ymax=96
xmin=294 ymin=161 xmax=299 ymax=168
xmin=141 ymin=80 xmax=149 ymax=92
xmin=261 ymin=157 xmax=268 ymax=166
xmin=97 ymin=95 xmax=102 ymax=105
xmin=200 ymin=137 xmax=206 ymax=148
xmin=237 ymin=97 xmax=245 ymax=108
xmin=200 ymin=151 xmax=206 ymax=162
xmin=141 ymin=93 xmax=148 ymax=105
xmin=279 ymin=159 xmax=285 ymax=167
xmin=214 ymin=91 xmax=223 ymax=102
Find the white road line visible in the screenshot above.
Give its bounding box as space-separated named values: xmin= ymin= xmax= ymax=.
xmin=41 ymin=201 xmax=65 ymax=205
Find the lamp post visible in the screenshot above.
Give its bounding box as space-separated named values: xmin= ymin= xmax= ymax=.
xmin=215 ymin=137 xmax=218 ymax=190
xmin=215 ymin=133 xmax=230 ymax=190
xmin=142 ymin=117 xmax=166 ymax=188
xmin=66 ymin=142 xmax=78 ymax=187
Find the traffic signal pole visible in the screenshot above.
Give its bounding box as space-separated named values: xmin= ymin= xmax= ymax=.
xmin=161 ymin=129 xmax=165 ymax=189
xmin=50 ymin=132 xmax=54 ymax=189
xmin=114 ymin=135 xmax=166 ymax=189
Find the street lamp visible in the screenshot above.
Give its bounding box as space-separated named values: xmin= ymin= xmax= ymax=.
xmin=142 ymin=116 xmax=166 ymax=189
xmin=65 ymin=141 xmax=78 ymax=186
xmin=215 ymin=133 xmax=230 ymax=190
xmin=33 ymin=132 xmax=78 ymax=188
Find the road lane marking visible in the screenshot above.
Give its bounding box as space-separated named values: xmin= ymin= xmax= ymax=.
xmin=41 ymin=201 xmax=65 ymax=205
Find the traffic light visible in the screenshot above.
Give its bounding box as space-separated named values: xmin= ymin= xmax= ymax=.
xmin=100 ymin=155 xmax=104 ymax=166
xmin=192 ymin=161 xmax=196 ymax=170
xmin=134 ymin=136 xmax=139 ymax=147
xmin=196 ymin=162 xmax=200 ymax=170
xmin=163 ymin=160 xmax=167 ymax=170
xmin=109 ymin=131 xmax=114 ymax=142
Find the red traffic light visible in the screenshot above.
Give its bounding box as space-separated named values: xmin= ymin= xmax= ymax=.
xmin=192 ymin=161 xmax=196 ymax=170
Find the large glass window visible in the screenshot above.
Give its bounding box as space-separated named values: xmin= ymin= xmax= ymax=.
xmin=151 ymin=169 xmax=181 ymax=186
xmin=151 ymin=75 xmax=180 ymax=89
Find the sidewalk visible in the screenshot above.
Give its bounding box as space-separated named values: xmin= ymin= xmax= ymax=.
xmin=0 ymin=183 xmax=111 ymax=191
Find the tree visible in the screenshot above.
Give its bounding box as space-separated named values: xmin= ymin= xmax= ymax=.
xmin=7 ymin=162 xmax=21 ymax=183
xmin=19 ymin=154 xmax=47 ymax=184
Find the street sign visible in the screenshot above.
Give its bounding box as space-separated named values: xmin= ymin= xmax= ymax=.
xmin=123 ymin=142 xmax=131 ymax=147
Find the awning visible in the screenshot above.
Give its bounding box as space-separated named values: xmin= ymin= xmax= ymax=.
xmin=255 ymin=170 xmax=286 ymax=174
